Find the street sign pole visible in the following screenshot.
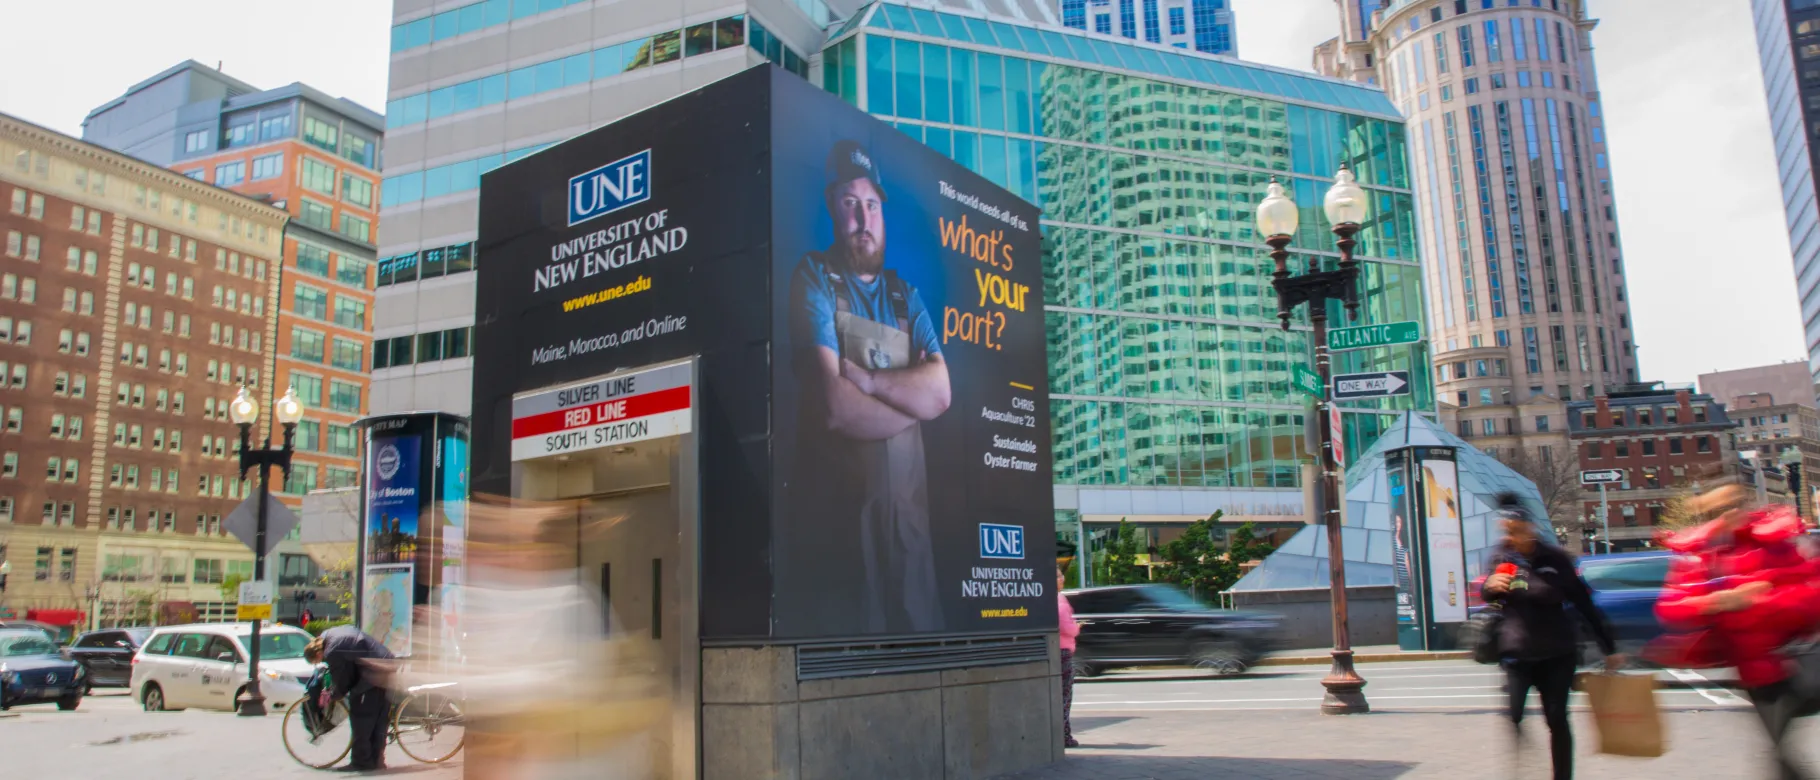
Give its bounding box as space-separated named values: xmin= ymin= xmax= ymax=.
xmin=1599 ymin=483 xmax=1611 ymax=554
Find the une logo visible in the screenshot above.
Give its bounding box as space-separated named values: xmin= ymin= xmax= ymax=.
xmin=376 ymin=444 xmax=402 ymax=480
xmin=979 ymin=523 xmax=1025 ymax=560
xmin=568 ymin=149 xmax=652 ymax=227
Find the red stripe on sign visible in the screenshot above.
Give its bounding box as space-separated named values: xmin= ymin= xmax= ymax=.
xmin=511 ymin=386 xmax=691 ymax=439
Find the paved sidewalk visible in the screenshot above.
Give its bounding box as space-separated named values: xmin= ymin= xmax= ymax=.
xmin=1003 ymin=705 xmax=1797 ymax=779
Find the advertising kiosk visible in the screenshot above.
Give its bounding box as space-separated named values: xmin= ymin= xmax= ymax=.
xmin=471 ymin=66 xmax=1062 ymax=779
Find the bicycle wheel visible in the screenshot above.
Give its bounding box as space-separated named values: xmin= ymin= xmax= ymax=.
xmin=393 ymin=690 xmax=466 ymax=764
xmin=281 ymin=697 xmax=353 ymax=769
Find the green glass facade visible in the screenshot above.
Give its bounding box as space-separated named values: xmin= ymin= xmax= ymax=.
xmin=821 ymin=2 xmax=1431 ymax=515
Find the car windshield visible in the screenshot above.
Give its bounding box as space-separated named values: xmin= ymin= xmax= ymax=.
xmin=1139 ymin=585 xmax=1206 ymax=611
xmin=258 ymin=632 xmax=312 ymax=659
xmin=0 ymin=633 xmax=59 ymax=656
xmin=1581 ymin=556 xmax=1672 ymax=592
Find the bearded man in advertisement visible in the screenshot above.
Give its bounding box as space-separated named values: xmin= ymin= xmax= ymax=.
xmin=788 ymin=139 xmax=951 ymax=634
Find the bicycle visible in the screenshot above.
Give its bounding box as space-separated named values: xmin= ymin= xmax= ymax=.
xmin=281 ymin=666 xmax=466 ymax=769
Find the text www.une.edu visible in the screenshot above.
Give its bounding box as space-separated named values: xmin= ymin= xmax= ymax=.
xmin=531 ymin=314 xmax=688 ymax=365
xmin=980 ymin=608 xmax=1029 ymax=618
xmin=562 ymin=274 xmax=653 ymax=312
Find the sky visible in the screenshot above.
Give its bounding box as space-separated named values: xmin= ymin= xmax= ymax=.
xmin=0 ymin=0 xmax=1808 ymax=386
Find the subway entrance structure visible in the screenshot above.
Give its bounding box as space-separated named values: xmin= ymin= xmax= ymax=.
xmin=472 ymin=65 xmax=1060 ymax=779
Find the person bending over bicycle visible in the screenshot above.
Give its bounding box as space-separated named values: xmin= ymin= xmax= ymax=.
xmin=304 ymin=626 xmax=396 ymax=773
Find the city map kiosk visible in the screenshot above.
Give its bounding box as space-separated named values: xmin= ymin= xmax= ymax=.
xmin=472 ymin=66 xmax=1063 ymax=779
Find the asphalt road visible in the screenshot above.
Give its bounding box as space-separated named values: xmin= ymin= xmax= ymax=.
xmin=1074 ymin=659 xmax=1751 ymax=713
xmin=0 ymin=689 xmax=461 ymax=779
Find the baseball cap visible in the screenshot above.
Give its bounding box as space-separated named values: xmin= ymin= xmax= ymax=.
xmin=825 ymin=139 xmax=885 ymax=200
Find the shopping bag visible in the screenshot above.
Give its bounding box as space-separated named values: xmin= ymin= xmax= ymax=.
xmin=1581 ymin=672 xmax=1665 ymax=758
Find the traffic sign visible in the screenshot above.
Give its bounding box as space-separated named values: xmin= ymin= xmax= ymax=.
xmin=1328 ymin=321 xmax=1422 ymax=351
xmin=1332 ymin=371 xmax=1412 ymax=400
xmin=236 ymin=580 xmax=273 ymax=621
xmin=1292 ymin=364 xmax=1323 ymax=398
xmin=1580 ymin=469 xmax=1625 ymax=486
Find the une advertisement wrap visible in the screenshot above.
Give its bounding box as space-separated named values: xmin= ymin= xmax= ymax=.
xmin=472 ymin=67 xmax=1054 ymax=641
xmin=359 ymin=414 xmax=469 ymax=658
xmin=769 ymin=80 xmax=1053 ymax=638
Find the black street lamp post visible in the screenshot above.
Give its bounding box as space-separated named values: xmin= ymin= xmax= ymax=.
xmin=229 ymin=386 xmax=305 ymax=717
xmin=1256 ymin=168 xmax=1370 ymax=715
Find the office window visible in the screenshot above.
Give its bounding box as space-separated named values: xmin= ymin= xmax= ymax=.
xmin=295 ymin=420 xmax=321 ymax=452
xmin=293 ymin=373 xmax=323 ymax=408
xmin=302 ymin=157 xmax=336 ymax=195
xmin=291 ymin=327 xmax=326 ymax=363
xmin=1615 ymin=441 xmax=1629 ymax=457
xmin=331 ymin=337 xmax=364 ymax=372
xmin=334 ymin=298 xmax=366 ymax=329
xmin=251 ymin=153 xmax=284 ymax=180
xmin=184 ymin=130 xmax=210 ymax=152
xmin=303 ymin=116 xmax=339 ymax=153
xmin=299 ymin=199 xmax=333 ymax=231
xmin=214 ymin=161 xmax=245 ymax=187
xmin=284 ymin=463 xmax=318 ymax=495
xmin=293 ymin=285 xmax=329 ymax=319
xmin=1696 ymin=436 xmax=1711 ymax=453
xmin=328 ymin=379 xmax=362 ymax=414
xmin=341 ymin=175 xmax=373 ymax=208
xmin=339 ymin=213 xmax=371 ymax=244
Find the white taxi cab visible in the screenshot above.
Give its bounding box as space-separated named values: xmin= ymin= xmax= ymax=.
xmin=131 ymin=623 xmax=316 ymax=712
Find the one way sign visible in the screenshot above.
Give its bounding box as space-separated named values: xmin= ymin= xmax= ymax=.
xmin=1332 ymin=371 xmax=1412 ymax=400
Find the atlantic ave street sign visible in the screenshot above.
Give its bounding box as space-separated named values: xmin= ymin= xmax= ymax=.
xmin=1331 ymin=371 xmax=1412 ymax=400
xmin=1328 ymin=321 xmax=1422 ymax=351
xmin=1579 ymin=469 xmax=1626 ymax=486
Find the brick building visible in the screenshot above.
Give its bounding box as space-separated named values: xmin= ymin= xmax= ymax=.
xmin=83 ymin=61 xmax=382 ymax=507
xmin=1700 ymin=362 xmax=1820 ymax=521
xmin=1567 ymin=383 xmax=1741 ymax=550
xmin=0 ymin=112 xmax=288 ymax=626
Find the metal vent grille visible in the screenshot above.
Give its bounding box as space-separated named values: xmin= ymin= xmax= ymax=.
xmin=795 ymin=634 xmax=1049 ymax=681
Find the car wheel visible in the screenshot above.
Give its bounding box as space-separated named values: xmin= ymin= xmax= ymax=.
xmin=142 ymin=683 xmax=166 ymax=712
xmin=1191 ymin=640 xmax=1249 ymax=676
xmin=233 ymin=685 xmax=248 ymax=714
xmin=57 ymin=694 xmax=81 ymax=711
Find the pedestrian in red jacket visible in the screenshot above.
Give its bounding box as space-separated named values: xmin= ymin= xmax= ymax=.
xmin=1656 ymin=486 xmax=1820 ymax=780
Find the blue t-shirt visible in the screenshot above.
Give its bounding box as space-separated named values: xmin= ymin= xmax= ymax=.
xmin=791 ymin=253 xmax=942 ymax=362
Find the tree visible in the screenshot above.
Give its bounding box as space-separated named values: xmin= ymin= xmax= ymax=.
xmin=219 ymin=573 xmax=248 ymax=603
xmin=1155 ymin=513 xmax=1284 ymax=600
xmin=1656 ymin=488 xmax=1708 ymax=532
xmin=1091 ymin=520 xmax=1148 ymax=586
xmin=1494 ymin=446 xmax=1587 ymax=551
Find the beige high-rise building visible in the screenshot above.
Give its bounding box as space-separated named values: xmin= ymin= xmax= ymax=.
xmin=1316 ymin=0 xmax=1638 ymax=459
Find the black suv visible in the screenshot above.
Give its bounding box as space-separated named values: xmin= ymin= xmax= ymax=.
xmin=1065 ymin=584 xmax=1283 ymax=677
xmin=67 ymin=628 xmax=152 ymax=690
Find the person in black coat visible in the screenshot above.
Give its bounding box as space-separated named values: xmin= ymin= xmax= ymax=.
xmin=305 ymin=625 xmax=397 ymax=772
xmin=1482 ymin=492 xmax=1622 ymax=780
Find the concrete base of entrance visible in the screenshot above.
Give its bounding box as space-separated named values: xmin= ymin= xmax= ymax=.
xmin=702 ymin=640 xmax=1064 ymax=779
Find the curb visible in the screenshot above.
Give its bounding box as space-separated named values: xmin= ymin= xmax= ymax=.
xmin=1257 ymin=650 xmax=1472 ymax=666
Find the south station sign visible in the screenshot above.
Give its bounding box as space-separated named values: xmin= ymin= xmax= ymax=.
xmin=509 ymin=361 xmax=692 ymax=461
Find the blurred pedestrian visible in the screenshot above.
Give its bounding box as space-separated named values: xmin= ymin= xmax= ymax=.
xmin=1057 ymin=566 xmax=1080 ymax=749
xmin=1482 ymin=492 xmax=1620 ymax=780
xmin=455 ymin=495 xmax=668 ymax=780
xmin=304 ymin=624 xmax=397 ymax=773
xmin=1656 ymin=485 xmax=1820 ymax=780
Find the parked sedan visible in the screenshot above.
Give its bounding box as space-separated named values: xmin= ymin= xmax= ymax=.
xmin=1064 ymin=584 xmax=1283 ymax=676
xmin=0 ymin=629 xmax=85 ymax=710
xmin=68 ymin=628 xmax=152 ymax=690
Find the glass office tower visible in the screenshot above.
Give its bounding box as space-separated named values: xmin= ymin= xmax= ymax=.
xmin=822 ymin=1 xmax=1432 ymax=543
xmin=1058 ymin=0 xmax=1235 ymax=56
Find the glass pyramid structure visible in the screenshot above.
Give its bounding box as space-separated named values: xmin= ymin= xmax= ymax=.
xmin=1229 ymin=411 xmax=1556 ymax=591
